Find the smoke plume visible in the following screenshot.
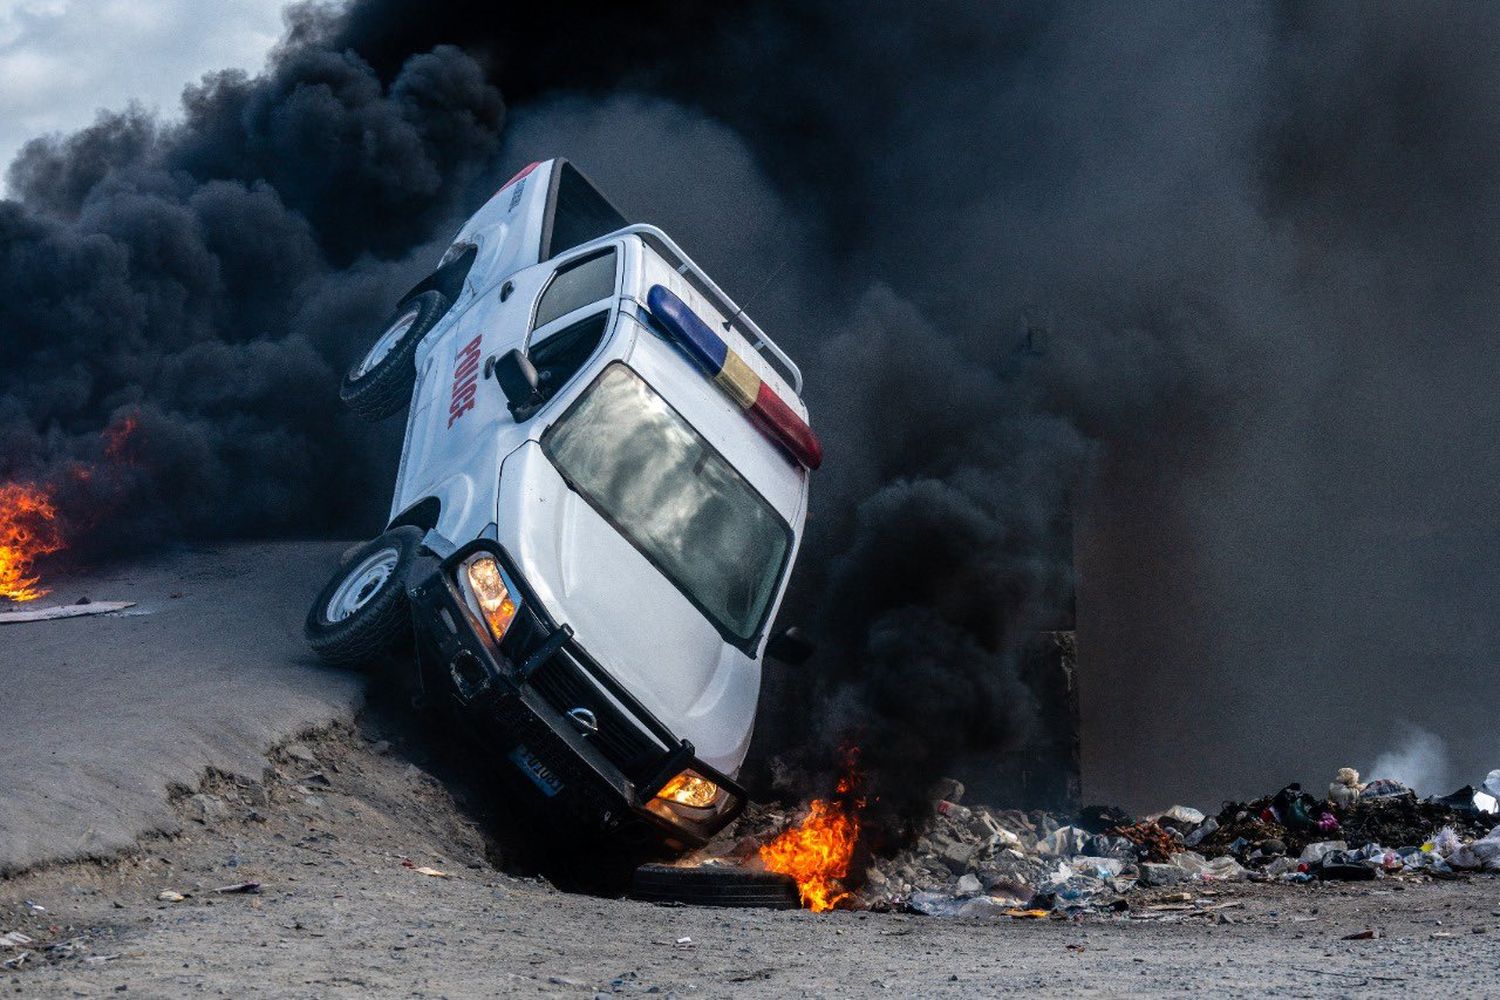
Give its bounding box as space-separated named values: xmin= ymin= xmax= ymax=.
xmin=6 ymin=1 xmax=1500 ymax=826
xmin=1 ymin=10 xmax=508 ymax=554
xmin=1368 ymin=727 xmax=1454 ymax=798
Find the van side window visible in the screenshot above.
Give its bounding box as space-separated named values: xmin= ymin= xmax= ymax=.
xmin=533 ymin=248 xmax=616 ymax=330
xmin=543 ymin=162 xmax=628 ymax=260
xmin=530 ymin=311 xmax=609 ymax=405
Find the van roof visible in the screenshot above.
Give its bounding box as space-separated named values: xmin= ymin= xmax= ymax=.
xmin=475 ymin=159 xmax=804 ymax=396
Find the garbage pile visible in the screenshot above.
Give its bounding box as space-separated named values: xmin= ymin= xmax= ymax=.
xmin=847 ymin=789 xmax=1254 ymax=917
xmin=720 ymin=767 xmax=1500 ymax=918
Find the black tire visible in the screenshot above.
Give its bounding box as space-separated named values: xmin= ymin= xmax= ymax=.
xmin=630 ymin=863 xmax=801 ymax=909
xmin=340 ymin=290 xmax=450 ymax=421
xmin=304 ymin=528 xmax=424 ymax=669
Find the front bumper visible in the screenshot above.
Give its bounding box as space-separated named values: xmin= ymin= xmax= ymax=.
xmin=405 ymin=537 xmax=746 ymax=849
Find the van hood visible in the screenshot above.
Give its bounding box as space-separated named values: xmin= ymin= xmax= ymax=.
xmin=494 ymin=442 xmax=760 ymax=775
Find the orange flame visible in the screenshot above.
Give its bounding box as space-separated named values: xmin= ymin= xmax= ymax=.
xmin=759 ymin=771 xmax=863 ymax=912
xmin=103 ymin=413 xmax=139 ymax=461
xmin=0 ymin=482 xmax=65 ymax=603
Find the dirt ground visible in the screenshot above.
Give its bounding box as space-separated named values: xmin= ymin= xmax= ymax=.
xmin=0 ymin=542 xmax=362 ymax=874
xmin=1 ymin=714 xmax=1497 ymax=999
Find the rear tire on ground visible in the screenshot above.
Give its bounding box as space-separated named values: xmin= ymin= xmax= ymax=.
xmin=304 ymin=528 xmax=424 ymax=670
xmin=630 ymin=863 xmax=802 ymax=909
xmin=340 ymin=290 xmax=450 ymax=421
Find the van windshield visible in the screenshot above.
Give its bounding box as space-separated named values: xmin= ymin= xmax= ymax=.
xmin=541 ymin=363 xmax=792 ymax=645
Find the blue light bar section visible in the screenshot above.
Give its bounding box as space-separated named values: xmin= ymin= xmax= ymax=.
xmin=646 ymin=284 xmax=728 ymax=374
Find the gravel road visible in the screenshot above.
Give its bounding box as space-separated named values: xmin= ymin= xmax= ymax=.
xmin=3 ymin=721 xmax=1497 ymax=998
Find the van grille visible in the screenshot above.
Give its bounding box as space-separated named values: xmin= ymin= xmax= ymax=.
xmin=526 ymin=647 xmax=664 ymax=784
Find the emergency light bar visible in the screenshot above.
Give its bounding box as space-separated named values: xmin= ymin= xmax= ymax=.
xmin=646 ymin=285 xmax=823 ymax=470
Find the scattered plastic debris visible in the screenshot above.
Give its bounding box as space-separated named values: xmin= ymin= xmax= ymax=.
xmin=1171 ymin=852 xmax=1246 ymax=881
xmin=1163 ymin=805 xmax=1206 ymax=826
xmin=1328 ymin=768 xmax=1363 ymax=808
xmin=703 ymin=763 xmax=1500 ymax=919
xmin=1445 ymin=825 xmax=1500 ymax=871
xmin=0 ymin=601 xmax=135 ymax=624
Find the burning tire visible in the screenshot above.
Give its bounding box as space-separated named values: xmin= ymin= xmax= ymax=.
xmin=340 ymin=291 xmax=450 ymax=421
xmin=630 ymin=863 xmax=801 ymax=909
xmin=304 ymin=528 xmax=423 ymax=669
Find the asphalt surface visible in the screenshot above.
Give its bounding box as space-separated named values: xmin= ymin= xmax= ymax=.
xmin=0 ymin=542 xmax=363 ymax=873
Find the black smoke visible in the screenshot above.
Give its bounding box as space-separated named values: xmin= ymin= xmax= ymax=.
xmin=6 ymin=1 xmax=1500 ymax=825
xmin=1 ymin=10 xmax=508 ymax=554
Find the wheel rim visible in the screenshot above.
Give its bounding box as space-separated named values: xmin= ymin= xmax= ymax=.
xmin=326 ymin=547 xmax=400 ymax=622
xmin=354 ymin=306 xmax=419 ymax=377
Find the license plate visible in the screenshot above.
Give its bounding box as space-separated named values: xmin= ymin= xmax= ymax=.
xmin=508 ymin=744 xmax=564 ymax=797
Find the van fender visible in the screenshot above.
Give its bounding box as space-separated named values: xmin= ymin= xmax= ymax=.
xmin=421 ymin=472 xmax=483 ymax=546
xmin=387 ymin=496 xmax=441 ymax=534
xmin=397 ymin=244 xmax=478 ymax=312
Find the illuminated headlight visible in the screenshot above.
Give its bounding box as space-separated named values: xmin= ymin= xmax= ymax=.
xmin=654 ymin=769 xmax=722 ymax=810
xmin=461 ymin=554 xmax=519 ymax=643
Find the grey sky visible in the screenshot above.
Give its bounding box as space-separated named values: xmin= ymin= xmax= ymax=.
xmin=0 ymin=0 xmax=292 ymax=185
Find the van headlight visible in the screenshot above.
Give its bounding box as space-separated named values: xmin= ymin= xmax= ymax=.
xmin=461 ymin=554 xmax=519 ymax=643
xmin=645 ymin=765 xmax=744 ymax=837
xmin=654 ymin=769 xmax=723 ymax=809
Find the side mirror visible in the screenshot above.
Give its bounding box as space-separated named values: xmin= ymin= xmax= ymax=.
xmin=765 ymin=626 xmax=815 ymax=665
xmin=489 ymin=349 xmax=542 ymax=420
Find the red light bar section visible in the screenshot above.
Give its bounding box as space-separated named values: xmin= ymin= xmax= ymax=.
xmin=750 ymin=380 xmax=823 ymax=471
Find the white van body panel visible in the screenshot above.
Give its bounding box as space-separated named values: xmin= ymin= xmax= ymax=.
xmin=383 ymin=159 xmax=812 ymax=780
xmin=494 ymin=442 xmax=762 ymax=773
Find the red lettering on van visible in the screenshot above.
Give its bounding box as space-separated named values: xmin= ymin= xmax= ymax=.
xmin=447 ymin=336 xmax=484 ymax=428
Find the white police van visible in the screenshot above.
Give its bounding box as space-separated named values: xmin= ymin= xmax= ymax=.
xmin=305 ymin=159 xmax=820 ymax=848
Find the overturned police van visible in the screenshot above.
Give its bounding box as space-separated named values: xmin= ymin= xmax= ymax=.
xmin=304 ymin=159 xmax=820 ymax=850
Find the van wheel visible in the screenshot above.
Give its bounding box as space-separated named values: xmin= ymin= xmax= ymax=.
xmin=305 ymin=528 xmax=423 ymax=669
xmin=340 ymin=291 xmax=450 ymax=421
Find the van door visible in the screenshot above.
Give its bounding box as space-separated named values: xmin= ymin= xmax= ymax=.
xmin=519 ymin=245 xmax=622 ymax=409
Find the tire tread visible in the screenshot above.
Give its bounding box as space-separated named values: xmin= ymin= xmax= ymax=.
xmin=630 ymin=864 xmax=801 ymax=909
xmin=340 ymin=291 xmax=450 ymax=421
xmin=304 ymin=527 xmax=424 ymax=670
